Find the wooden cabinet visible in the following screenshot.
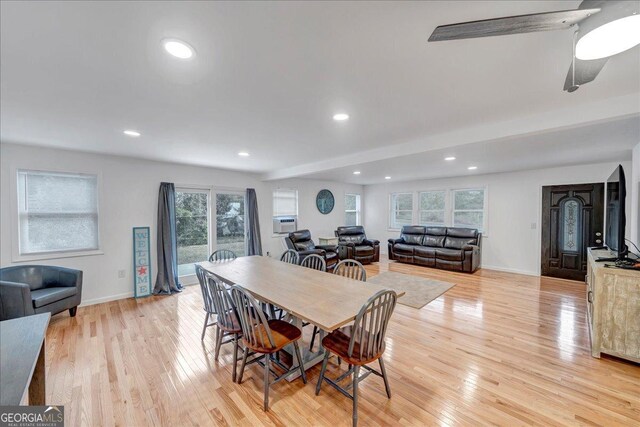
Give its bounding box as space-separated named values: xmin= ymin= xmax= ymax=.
xmin=586 ymin=249 xmax=640 ymax=363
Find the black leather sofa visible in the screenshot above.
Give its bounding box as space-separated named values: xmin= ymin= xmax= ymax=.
xmin=335 ymin=226 xmax=380 ymax=264
xmin=284 ymin=230 xmax=339 ymax=271
xmin=388 ymin=226 xmax=482 ymax=273
xmin=0 ymin=265 xmax=83 ymax=321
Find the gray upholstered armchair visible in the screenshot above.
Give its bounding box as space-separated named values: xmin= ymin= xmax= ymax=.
xmin=0 ymin=265 xmax=83 ymax=321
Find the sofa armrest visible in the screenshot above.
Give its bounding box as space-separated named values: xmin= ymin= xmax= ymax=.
xmin=0 ymin=280 xmax=35 ymax=320
xmin=364 ymin=239 xmax=380 ymax=246
xmin=298 ymin=249 xmax=325 ymax=257
xmin=388 ymin=238 xmax=403 ymax=244
xmin=55 ymin=267 xmax=83 ymax=288
xmin=462 ymin=245 xmax=479 ymax=251
xmin=338 ymin=242 xmax=356 ymax=248
xmin=316 ymin=244 xmax=337 ymax=253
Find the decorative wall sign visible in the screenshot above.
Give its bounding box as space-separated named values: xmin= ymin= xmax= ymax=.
xmin=133 ymin=227 xmax=152 ymax=298
xmin=316 ymin=189 xmax=335 ymax=214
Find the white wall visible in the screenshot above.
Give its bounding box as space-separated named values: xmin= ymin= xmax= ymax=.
xmin=631 ymin=142 xmax=640 ymax=246
xmin=363 ymin=161 xmax=632 ymax=276
xmin=0 ymin=143 xmax=362 ymax=305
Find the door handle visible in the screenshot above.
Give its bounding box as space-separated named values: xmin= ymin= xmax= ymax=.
xmin=595 ymin=232 xmax=602 ymax=237
xmin=588 ymin=291 xmax=593 ymax=304
xmin=596 ymin=239 xmax=602 ymax=244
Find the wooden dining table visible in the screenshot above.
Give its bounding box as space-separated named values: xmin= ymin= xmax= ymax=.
xmin=198 ymin=255 xmax=403 ymax=380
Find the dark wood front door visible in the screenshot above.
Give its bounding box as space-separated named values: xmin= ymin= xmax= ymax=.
xmin=541 ymin=183 xmax=604 ymax=281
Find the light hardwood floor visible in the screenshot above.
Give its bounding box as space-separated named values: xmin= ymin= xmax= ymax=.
xmin=44 ymin=258 xmax=640 ymax=426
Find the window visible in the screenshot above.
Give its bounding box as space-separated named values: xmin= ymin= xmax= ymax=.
xmin=419 ymin=191 xmax=446 ymax=226
xmin=390 ymin=193 xmax=413 ymax=229
xmin=273 ymin=189 xmax=298 ymax=217
xmin=452 ymin=188 xmax=486 ymax=231
xmin=215 ymin=192 xmax=246 ymax=257
xmin=345 ymin=193 xmax=361 ymax=226
xmin=17 ymin=170 xmax=99 ymax=255
xmin=176 ymin=188 xmax=210 ymax=276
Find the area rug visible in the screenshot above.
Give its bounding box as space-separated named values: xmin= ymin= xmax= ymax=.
xmin=367 ymin=271 xmax=455 ymax=309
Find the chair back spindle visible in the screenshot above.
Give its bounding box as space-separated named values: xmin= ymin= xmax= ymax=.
xmin=195 ymin=264 xmax=215 ymax=314
xmin=333 ymin=259 xmax=366 ymax=281
xmin=230 ymin=285 xmax=276 ymax=350
xmin=209 ymin=249 xmax=237 ymax=262
xmin=280 ymin=249 xmax=300 ymax=265
xmin=301 ymin=254 xmax=326 ymax=271
xmin=348 ymin=290 xmax=397 ymax=361
xmin=204 ymin=271 xmax=236 ymax=330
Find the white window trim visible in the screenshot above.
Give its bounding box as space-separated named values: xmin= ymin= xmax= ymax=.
xmin=272 ymin=188 xmax=299 ymax=236
xmin=11 ymin=167 xmax=104 ymax=262
xmin=388 ymin=192 xmax=414 ymax=231
xmin=345 ymin=193 xmax=361 ymax=226
xmin=418 ymin=189 xmax=447 ymax=227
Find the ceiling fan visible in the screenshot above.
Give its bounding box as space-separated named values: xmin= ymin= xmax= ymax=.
xmin=428 ymin=1 xmax=640 ymax=92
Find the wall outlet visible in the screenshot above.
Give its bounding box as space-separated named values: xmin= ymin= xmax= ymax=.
xmin=531 ymin=222 xmax=537 ymax=230
xmin=118 ymin=269 xmax=126 ymax=279
xmin=266 ymin=251 xmax=271 ymax=257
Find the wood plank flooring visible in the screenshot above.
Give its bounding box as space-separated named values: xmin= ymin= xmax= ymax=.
xmin=44 ymin=258 xmax=640 ymax=426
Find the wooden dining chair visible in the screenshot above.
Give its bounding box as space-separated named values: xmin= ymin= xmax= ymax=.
xmin=209 ymin=249 xmax=237 ymax=262
xmin=230 ymin=285 xmax=307 ymax=411
xmin=280 ymin=249 xmax=300 ymax=265
xmin=204 ymin=271 xmax=243 ymax=382
xmin=333 ymin=259 xmax=367 ymax=281
xmin=315 ymin=289 xmax=398 ymax=427
xmin=301 ymin=254 xmax=326 ymax=271
xmin=195 ymin=264 xmax=217 ymax=340
xmin=309 ymin=259 xmax=367 ymax=352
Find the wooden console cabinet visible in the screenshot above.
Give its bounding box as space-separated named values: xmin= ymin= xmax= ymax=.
xmin=586 ymin=249 xmax=640 ymax=363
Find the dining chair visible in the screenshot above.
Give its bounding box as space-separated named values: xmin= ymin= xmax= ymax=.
xmin=195 ymin=264 xmax=217 ymax=340
xmin=230 ymin=285 xmax=307 ymax=411
xmin=315 ymin=289 xmax=398 ymax=427
xmin=280 ymin=249 xmax=300 ymax=265
xmin=333 ymin=259 xmax=367 ymax=281
xmin=301 ymin=254 xmax=326 ymax=271
xmin=204 ymin=271 xmax=243 ymax=382
xmin=209 ymin=249 xmax=237 ymax=262
xmin=309 ymin=259 xmax=367 ymax=352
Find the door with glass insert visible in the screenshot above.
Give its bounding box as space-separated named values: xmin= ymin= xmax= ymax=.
xmin=541 ymin=183 xmax=604 ymax=280
xmin=215 ymin=192 xmax=246 ymax=257
xmin=176 ymin=188 xmax=210 ymax=276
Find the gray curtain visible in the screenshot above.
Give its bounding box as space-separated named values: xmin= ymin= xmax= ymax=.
xmin=246 ymin=188 xmax=263 ymax=256
xmin=153 ymin=182 xmax=183 ymax=295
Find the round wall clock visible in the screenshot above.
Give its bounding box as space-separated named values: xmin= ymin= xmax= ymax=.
xmin=316 ymin=189 xmax=335 ymax=214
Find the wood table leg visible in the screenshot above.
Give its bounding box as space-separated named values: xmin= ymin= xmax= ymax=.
xmin=28 ymin=341 xmax=46 ymax=405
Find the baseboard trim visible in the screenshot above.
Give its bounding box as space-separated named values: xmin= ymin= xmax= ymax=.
xmin=80 ymin=291 xmax=134 ymax=307
xmin=481 ymin=265 xmax=539 ymax=277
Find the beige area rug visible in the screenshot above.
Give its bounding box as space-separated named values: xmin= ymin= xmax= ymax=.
xmin=367 ymin=271 xmax=455 ymax=309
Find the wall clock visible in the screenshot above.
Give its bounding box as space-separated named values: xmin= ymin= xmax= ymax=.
xmin=316 ymin=189 xmax=335 ymax=214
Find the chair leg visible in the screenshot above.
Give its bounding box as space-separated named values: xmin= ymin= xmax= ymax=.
xmin=263 ymin=353 xmax=270 ymax=411
xmin=201 ymin=313 xmax=210 ymax=341
xmin=214 ymin=325 xmax=223 ymax=360
xmin=379 ymin=357 xmax=391 ymax=398
xmin=352 ymin=365 xmax=361 ymax=427
xmin=293 ymin=341 xmax=307 ymax=384
xmin=315 ymin=350 xmax=330 ymax=395
xmin=69 ymin=306 xmax=77 ymax=317
xmin=238 ymin=347 xmax=249 ymax=383
xmin=232 ymin=334 xmax=239 ymax=383
xmin=309 ymin=326 xmax=318 ymax=351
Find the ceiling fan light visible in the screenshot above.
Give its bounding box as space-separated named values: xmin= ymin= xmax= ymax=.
xmin=575 ymin=14 xmax=640 ymax=60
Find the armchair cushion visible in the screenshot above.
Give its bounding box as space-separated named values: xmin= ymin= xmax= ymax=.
xmin=436 ymin=248 xmax=464 ymax=261
xmin=354 ymin=245 xmax=374 ymax=257
xmin=31 ymin=287 xmax=77 ymax=308
xmin=316 ymin=244 xmax=338 ymax=253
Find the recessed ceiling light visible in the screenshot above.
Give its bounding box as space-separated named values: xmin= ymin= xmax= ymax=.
xmin=238 ymin=152 xmax=250 ymax=157
xmin=385 ymin=176 xmax=391 ymax=180
xmin=333 ymin=113 xmax=349 ymax=121
xmin=445 ymin=156 xmax=456 ymax=161
xmin=576 ymin=15 xmax=640 ymax=60
xmin=467 ymin=166 xmax=478 ymax=170
xmin=353 ymin=171 xmax=361 ymax=175
xmin=162 ymin=38 xmax=195 ymax=59
xmin=123 ymin=130 xmax=141 ymax=137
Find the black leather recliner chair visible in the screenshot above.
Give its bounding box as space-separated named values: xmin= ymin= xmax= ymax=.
xmin=335 ymin=226 xmax=380 ymax=264
xmin=0 ymin=265 xmax=83 ymax=321
xmin=284 ymin=230 xmax=338 ymax=271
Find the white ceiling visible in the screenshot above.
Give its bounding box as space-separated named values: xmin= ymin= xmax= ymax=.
xmin=1 ymin=1 xmax=639 ymax=182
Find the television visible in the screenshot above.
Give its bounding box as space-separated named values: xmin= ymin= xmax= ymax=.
xmin=605 ymin=164 xmax=627 ymax=260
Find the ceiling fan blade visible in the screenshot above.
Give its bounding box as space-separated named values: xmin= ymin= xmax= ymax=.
xmin=428 ymin=8 xmax=600 ymax=42
xmin=563 ymin=57 xmax=608 ymax=92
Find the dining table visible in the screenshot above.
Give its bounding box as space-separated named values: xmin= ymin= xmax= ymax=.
xmin=197 ymin=255 xmax=403 ymax=380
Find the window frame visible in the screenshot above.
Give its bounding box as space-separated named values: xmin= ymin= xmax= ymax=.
xmin=272 ymin=188 xmax=299 ymax=235
xmin=418 ymin=190 xmax=447 ymax=227
xmin=175 ymin=186 xmax=213 ymax=279
xmin=450 ymin=187 xmax=488 ymax=233
xmin=345 ymin=193 xmax=361 ymax=226
xmin=11 ymin=167 xmax=104 ymax=262
xmin=213 ymin=189 xmax=248 ymax=257
xmin=389 ymin=192 xmax=414 ymax=230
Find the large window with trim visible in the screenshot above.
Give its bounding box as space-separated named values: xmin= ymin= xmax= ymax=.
xmin=17 ymin=170 xmax=99 ymax=255
xmin=419 ymin=190 xmax=446 ymax=226
xmin=345 ymin=193 xmax=361 ymax=226
xmin=176 ymin=188 xmax=210 ymax=276
xmin=452 ymin=188 xmax=485 ymax=231
xmin=390 ymin=193 xmax=413 ymax=229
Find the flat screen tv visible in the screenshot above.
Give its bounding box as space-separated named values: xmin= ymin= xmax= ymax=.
xmin=605 ymin=164 xmax=627 ymax=259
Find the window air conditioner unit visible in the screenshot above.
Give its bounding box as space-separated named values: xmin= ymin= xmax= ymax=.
xmin=273 ymin=217 xmax=297 ymax=234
